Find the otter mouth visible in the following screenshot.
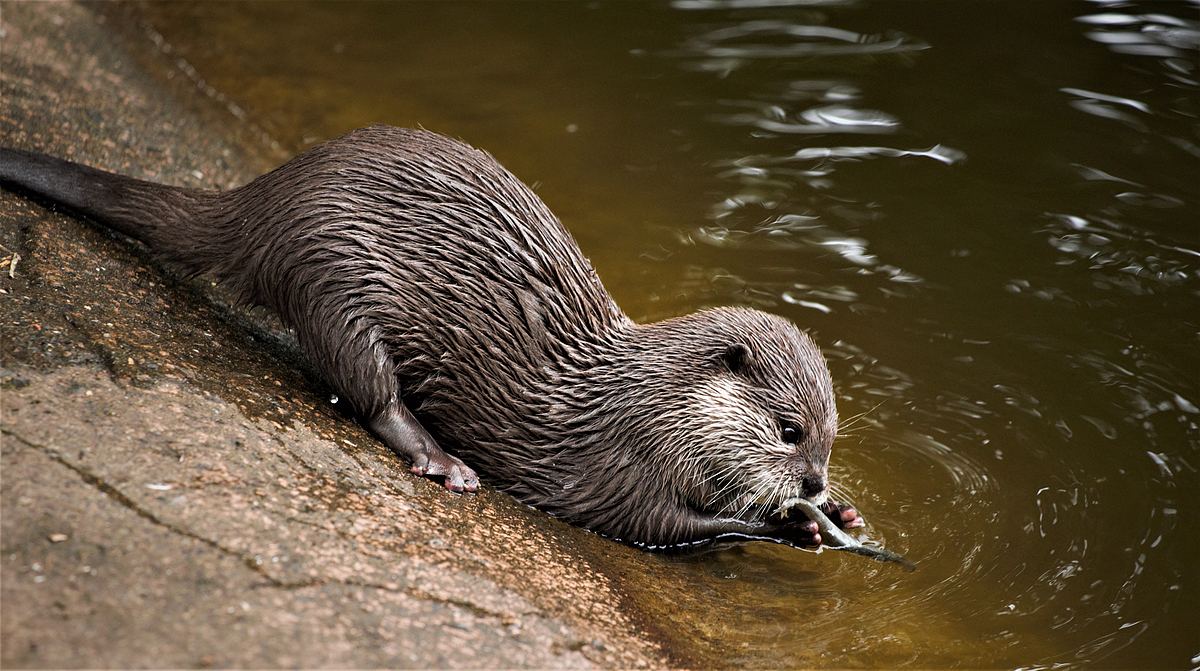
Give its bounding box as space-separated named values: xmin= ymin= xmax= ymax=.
xmin=721 ymin=490 xmax=829 ymax=527
xmin=762 ymin=493 xmax=829 ymax=525
xmin=679 ymin=493 xmax=833 ymax=553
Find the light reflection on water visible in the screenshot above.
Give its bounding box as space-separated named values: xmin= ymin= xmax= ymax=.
xmin=129 ymin=0 xmax=1197 ymax=666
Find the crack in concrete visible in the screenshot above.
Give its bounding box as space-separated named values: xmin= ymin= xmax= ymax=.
xmin=3 ymin=427 xmax=287 ymax=587
xmin=406 ymin=586 xmax=530 ymax=622
xmin=2 ymin=427 xmax=527 ymax=623
xmin=255 ymin=576 xmax=528 ymax=622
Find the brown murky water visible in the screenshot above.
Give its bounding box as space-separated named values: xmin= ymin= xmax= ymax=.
xmin=129 ymin=1 xmax=1197 ymax=667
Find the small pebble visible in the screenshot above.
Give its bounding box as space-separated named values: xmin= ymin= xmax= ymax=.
xmin=48 ymin=533 xmax=68 ymax=543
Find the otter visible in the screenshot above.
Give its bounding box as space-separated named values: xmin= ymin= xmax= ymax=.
xmin=0 ymin=125 xmax=863 ymax=548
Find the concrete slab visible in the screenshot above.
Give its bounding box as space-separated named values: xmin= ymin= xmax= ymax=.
xmin=0 ymin=2 xmax=673 ymax=667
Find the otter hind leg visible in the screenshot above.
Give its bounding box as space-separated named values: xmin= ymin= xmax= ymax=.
xmin=293 ymin=306 xmax=478 ymax=493
xmin=368 ymin=401 xmax=479 ymax=493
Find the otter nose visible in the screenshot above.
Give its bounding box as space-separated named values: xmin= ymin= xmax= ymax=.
xmin=801 ymin=474 xmax=827 ymax=498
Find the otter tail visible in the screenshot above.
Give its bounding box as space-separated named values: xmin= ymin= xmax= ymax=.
xmin=0 ymin=147 xmax=214 ymax=272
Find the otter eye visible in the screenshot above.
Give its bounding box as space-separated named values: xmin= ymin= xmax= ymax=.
xmin=781 ymin=422 xmax=804 ymax=445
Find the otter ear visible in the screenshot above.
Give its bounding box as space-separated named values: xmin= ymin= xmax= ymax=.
xmin=719 ymin=343 xmax=753 ymax=375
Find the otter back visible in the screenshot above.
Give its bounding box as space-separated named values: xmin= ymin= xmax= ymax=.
xmin=1 ymin=125 xmax=852 ymax=549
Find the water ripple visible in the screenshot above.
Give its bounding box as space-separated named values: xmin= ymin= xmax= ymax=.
xmin=686 ymin=20 xmax=928 ymax=59
xmin=716 ymin=104 xmax=899 ymax=134
xmin=672 ymin=0 xmax=854 ymax=9
xmin=1039 ymin=211 xmax=1199 ymax=294
xmin=1077 ymin=11 xmax=1200 ymax=64
xmin=683 ymin=143 xmax=961 ymax=286
xmin=674 ymin=18 xmax=928 ymax=75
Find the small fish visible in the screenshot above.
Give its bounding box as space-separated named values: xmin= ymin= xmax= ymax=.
xmin=783 ymin=497 xmax=916 ymax=571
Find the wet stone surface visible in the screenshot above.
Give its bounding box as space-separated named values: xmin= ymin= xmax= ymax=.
xmin=0 ymin=3 xmax=668 ymax=667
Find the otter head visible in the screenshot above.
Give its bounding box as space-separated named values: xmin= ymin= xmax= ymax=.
xmin=617 ymin=306 xmax=838 ymax=546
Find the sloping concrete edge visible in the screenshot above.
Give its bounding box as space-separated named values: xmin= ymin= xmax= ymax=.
xmin=0 ymin=2 xmax=674 ymax=668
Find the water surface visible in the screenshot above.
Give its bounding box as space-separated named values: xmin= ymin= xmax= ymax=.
xmin=131 ymin=1 xmax=1198 ymax=666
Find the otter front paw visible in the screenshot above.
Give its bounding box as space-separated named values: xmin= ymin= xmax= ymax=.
xmin=411 ymin=450 xmax=479 ymax=493
xmin=788 ymin=519 xmax=823 ymax=546
xmin=820 ymin=500 xmax=865 ymax=530
xmin=785 ymin=501 xmax=865 ymax=546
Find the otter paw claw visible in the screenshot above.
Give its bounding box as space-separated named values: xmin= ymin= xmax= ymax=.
xmin=410 ymin=451 xmax=479 ymax=493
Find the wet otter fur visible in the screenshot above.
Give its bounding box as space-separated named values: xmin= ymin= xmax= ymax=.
xmin=0 ymin=125 xmax=863 ymax=547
